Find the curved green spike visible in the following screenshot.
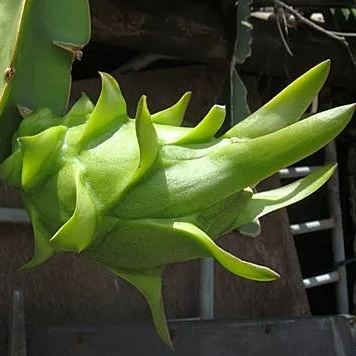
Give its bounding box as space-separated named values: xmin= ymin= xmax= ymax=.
xmin=19 ymin=126 xmax=67 ymax=191
xmin=151 ymin=92 xmax=191 ymax=126
xmin=173 ymin=222 xmax=278 ymax=281
xmin=220 ymin=105 xmax=355 ymax=197
xmin=0 ymin=0 xmax=91 ymax=162
xmin=49 ymin=168 xmax=96 ymax=253
xmin=79 ymin=72 xmax=127 ymax=147
xmin=234 ymin=164 xmax=336 ymax=228
xmin=111 ymin=267 xmax=172 ymax=348
xmin=173 ymin=105 xmax=226 ymax=145
xmin=224 ymin=60 xmax=331 ymax=139
xmin=237 ymin=218 xmax=261 ymax=237
xmin=20 ymin=202 xmax=55 ymax=270
xmin=134 ymin=95 xmax=159 ymax=180
xmin=63 ymin=93 xmax=94 ymax=127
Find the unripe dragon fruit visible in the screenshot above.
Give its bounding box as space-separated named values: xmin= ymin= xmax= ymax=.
xmin=0 ymin=0 xmax=354 ymax=348
xmin=0 ymin=60 xmax=354 ymax=346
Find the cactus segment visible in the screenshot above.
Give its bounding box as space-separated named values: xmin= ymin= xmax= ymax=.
xmin=111 ymin=267 xmax=172 ymax=348
xmin=224 ymin=60 xmax=330 ymax=139
xmin=79 ymin=72 xmax=127 ymax=147
xmin=0 ymin=0 xmax=90 ymax=161
xmin=233 ymin=164 xmax=337 ymax=228
xmin=21 ymin=202 xmax=55 ymax=270
xmin=49 ymin=168 xmax=96 ymax=253
xmin=173 ymin=105 xmax=226 ymax=144
xmin=19 ymin=126 xmax=67 ymax=190
xmin=151 ymin=92 xmax=191 ymax=126
xmin=134 ymin=95 xmax=159 ymax=180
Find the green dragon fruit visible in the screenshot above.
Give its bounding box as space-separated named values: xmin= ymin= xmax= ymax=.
xmin=0 ymin=0 xmax=355 ymax=349
xmin=0 ymin=59 xmax=354 ymax=346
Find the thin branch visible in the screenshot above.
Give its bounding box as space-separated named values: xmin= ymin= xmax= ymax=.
xmin=254 ymin=0 xmax=356 ymax=8
xmin=274 ymin=6 xmax=293 ymax=56
xmin=274 ymin=0 xmax=344 ymax=41
xmin=330 ymin=31 xmax=356 ymax=38
xmin=274 ymin=0 xmax=356 ymax=72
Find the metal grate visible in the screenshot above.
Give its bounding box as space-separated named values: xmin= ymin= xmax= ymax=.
xmin=279 ymin=141 xmax=349 ymax=314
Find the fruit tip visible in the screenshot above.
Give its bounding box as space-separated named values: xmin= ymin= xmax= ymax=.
xmin=181 ymin=91 xmax=192 ymax=102
xmin=345 ymin=103 xmax=356 ymax=114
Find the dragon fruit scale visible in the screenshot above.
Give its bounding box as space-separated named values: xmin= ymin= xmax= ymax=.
xmin=0 ymin=59 xmax=354 ymax=346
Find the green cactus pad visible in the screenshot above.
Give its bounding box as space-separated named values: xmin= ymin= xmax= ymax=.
xmin=1 ymin=62 xmax=355 ymax=347
xmin=0 ymin=0 xmax=90 ymax=161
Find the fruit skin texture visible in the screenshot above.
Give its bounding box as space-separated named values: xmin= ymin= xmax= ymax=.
xmin=0 ymin=60 xmax=355 ymax=347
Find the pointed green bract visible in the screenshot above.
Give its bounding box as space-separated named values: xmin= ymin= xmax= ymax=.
xmin=20 ymin=202 xmax=55 ymax=270
xmin=174 ymin=222 xmax=279 ymax=281
xmin=79 ymin=72 xmax=127 ymax=147
xmin=224 ymin=61 xmax=330 ymax=139
xmin=49 ymin=168 xmax=96 ymax=253
xmin=0 ymin=0 xmax=90 ymax=161
xmin=85 ymin=218 xmax=277 ymax=280
xmin=220 ymin=105 xmax=354 ymax=195
xmin=64 ymin=93 xmax=94 ymax=127
xmin=234 ymin=165 xmax=336 ymax=228
xmin=151 ymin=92 xmax=191 ymax=126
xmin=19 ymin=126 xmax=67 ymax=190
xmin=174 ymin=105 xmax=226 ymax=144
xmin=134 ymin=95 xmax=159 ymax=180
xmin=111 ymin=267 xmax=172 ymax=348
